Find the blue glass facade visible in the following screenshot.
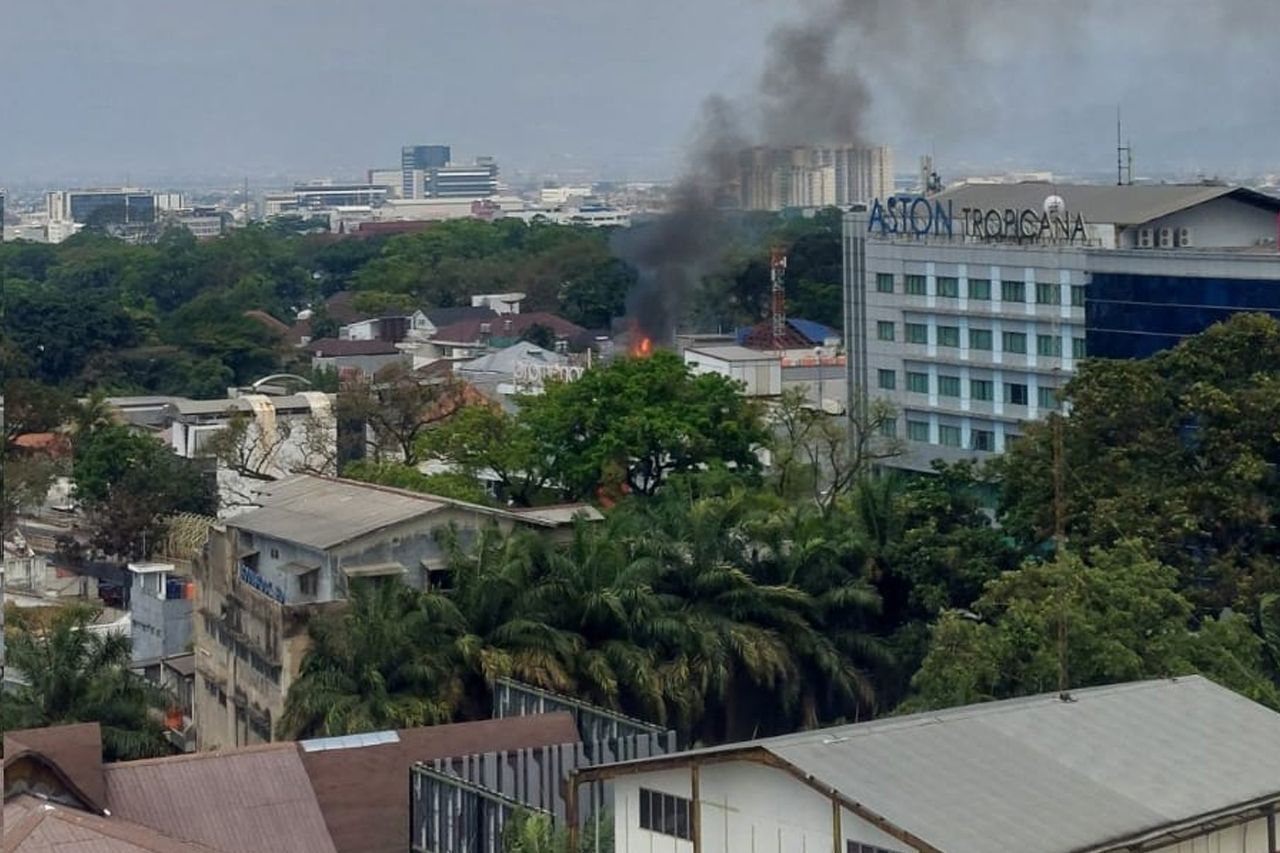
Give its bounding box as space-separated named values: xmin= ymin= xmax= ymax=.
xmin=1087 ymin=273 xmax=1280 ymax=359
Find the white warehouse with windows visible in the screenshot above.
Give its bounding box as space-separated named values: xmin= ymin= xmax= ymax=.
xmin=574 ymin=677 xmax=1280 ymax=853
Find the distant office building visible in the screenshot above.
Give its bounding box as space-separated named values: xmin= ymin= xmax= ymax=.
xmin=0 ymin=190 xmax=5 ymax=241
xmin=263 ymin=185 xmax=389 ymax=217
xmin=424 ymin=158 xmax=499 ymax=199
xmin=402 ymin=144 xmax=452 ymax=199
xmin=46 ymin=188 xmax=158 ymax=226
xmin=740 ymin=146 xmax=893 ymax=211
xmin=366 ymin=168 xmax=405 ymax=198
xmin=846 ymin=181 xmax=1280 ymax=471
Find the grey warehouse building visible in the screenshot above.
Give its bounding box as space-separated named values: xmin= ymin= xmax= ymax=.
xmin=844 ymin=182 xmax=1280 ymax=471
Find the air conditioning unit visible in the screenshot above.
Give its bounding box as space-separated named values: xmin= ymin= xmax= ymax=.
xmin=1176 ymin=227 xmax=1192 ymax=247
xmin=1158 ymin=228 xmax=1173 ymax=248
xmin=1138 ymin=228 xmax=1154 ymax=248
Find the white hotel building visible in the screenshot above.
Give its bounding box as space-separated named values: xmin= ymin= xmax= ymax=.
xmin=842 ymin=182 xmax=1280 ymax=471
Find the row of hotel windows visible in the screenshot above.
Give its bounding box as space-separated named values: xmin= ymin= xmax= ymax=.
xmin=878 ymin=370 xmax=1059 ymax=408
xmin=876 ymin=321 xmax=1086 ymax=357
xmin=877 ymin=273 xmax=1086 ymax=307
xmin=879 ymin=418 xmax=1003 ymax=452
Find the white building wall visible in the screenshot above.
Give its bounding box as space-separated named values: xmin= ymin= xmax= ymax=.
xmin=1120 ymin=196 xmax=1280 ymax=250
xmin=613 ymin=762 xmax=1271 ymax=853
xmin=613 ymin=762 xmax=916 ymax=853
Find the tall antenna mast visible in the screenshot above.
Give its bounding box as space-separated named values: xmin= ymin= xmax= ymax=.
xmin=1116 ymin=108 xmax=1133 ymax=186
xmin=770 ymin=246 xmax=788 ymax=350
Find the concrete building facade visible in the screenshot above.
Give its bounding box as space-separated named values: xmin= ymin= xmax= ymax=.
xmin=192 ymin=475 xmax=599 ymax=751
xmin=844 ymin=183 xmax=1280 ymax=470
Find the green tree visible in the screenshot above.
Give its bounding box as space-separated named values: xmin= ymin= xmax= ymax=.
xmin=997 ymin=313 xmax=1280 ymax=612
xmin=520 ymin=351 xmax=767 ymax=500
xmin=342 ymin=460 xmax=491 ymax=505
xmin=2 ymin=604 xmax=172 ymax=761
xmin=907 ymin=541 xmax=1280 ymax=711
xmin=421 ymin=404 xmax=559 ymax=507
xmin=341 ymin=363 xmax=467 ymax=464
xmin=72 ymin=423 xmax=217 ymax=558
xmin=276 ymin=580 xmax=459 ymax=738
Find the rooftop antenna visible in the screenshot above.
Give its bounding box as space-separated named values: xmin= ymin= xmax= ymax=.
xmin=1116 ymin=108 xmax=1133 ymax=186
xmin=769 ymin=246 xmax=788 ymax=350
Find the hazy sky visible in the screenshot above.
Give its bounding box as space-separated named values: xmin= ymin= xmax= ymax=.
xmin=2 ymin=0 xmax=1277 ymax=187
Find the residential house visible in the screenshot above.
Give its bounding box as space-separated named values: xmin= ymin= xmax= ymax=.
xmin=192 ymin=474 xmax=600 ymax=750
xmin=3 ymin=715 xmax=580 ymax=853
xmin=407 ymin=311 xmax=593 ymax=363
xmin=454 ymin=341 xmax=584 ymax=407
xmin=304 ymin=338 xmax=407 ymax=380
xmin=577 ymin=676 xmax=1280 ymax=853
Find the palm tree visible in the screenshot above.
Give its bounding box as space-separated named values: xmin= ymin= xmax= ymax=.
xmin=2 ymin=603 xmax=171 ymax=761
xmin=278 ymin=579 xmax=460 ymax=739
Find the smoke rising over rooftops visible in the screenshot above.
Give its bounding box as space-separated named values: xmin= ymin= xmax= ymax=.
xmin=617 ymin=0 xmax=1280 ymax=342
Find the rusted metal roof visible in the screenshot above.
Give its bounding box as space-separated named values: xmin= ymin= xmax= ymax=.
xmin=300 ymin=714 xmax=580 ymax=853
xmin=103 ymin=744 xmax=336 ymax=853
xmin=3 ymin=723 xmax=107 ymax=813
xmin=4 ymin=798 xmax=220 ymax=853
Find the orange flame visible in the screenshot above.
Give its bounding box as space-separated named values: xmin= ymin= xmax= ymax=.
xmin=636 ymin=336 xmax=653 ymax=357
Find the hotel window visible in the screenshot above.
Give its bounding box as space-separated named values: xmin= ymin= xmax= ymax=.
xmin=1002 ymin=331 xmax=1028 ymax=354
xmin=969 ymin=328 xmax=993 ymax=350
xmin=1035 ymin=281 xmax=1060 ymax=305
xmin=1001 ymin=280 xmax=1026 ymax=303
xmin=968 ymin=278 xmax=992 ymax=300
xmin=938 ymin=375 xmax=961 ymax=397
xmin=907 ymin=420 xmax=931 ymax=442
xmin=1072 ymin=337 xmax=1087 ymax=359
xmin=876 ymin=273 xmax=895 ymax=293
xmin=639 ymin=789 xmax=692 ymax=841
xmin=877 ymin=321 xmax=895 ymax=342
xmin=1071 ymin=285 xmax=1086 ymax=307
xmin=937 ymin=276 xmax=959 ymax=298
xmin=877 ymin=369 xmax=896 ymax=391
xmin=971 ymin=429 xmax=996 ymax=451
xmin=1038 ymin=386 xmax=1059 ymax=410
xmin=1037 ymin=334 xmax=1062 ymax=357
xmin=939 ymin=425 xmax=962 ymax=447
xmin=970 ymin=379 xmax=994 ymax=401
xmin=904 ymin=323 xmax=928 ymax=344
xmin=906 ymin=372 xmax=930 ymax=394
xmin=905 ymin=274 xmax=927 ymax=296
xmin=1005 ymin=382 xmax=1029 ymax=405
xmin=879 ymin=418 xmax=898 ymax=438
xmin=937 ymin=325 xmax=960 ymax=347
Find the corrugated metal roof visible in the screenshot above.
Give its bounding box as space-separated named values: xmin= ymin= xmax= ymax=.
xmin=934 ymin=182 xmax=1280 ymax=227
xmin=592 ymin=677 xmax=1280 ymax=853
xmin=227 ymin=475 xmax=445 ymax=549
xmin=4 ymin=722 xmax=107 ymax=813
xmin=4 ymin=800 xmax=222 ymax=853
xmin=686 ymin=345 xmax=781 ymax=363
xmin=104 ymin=743 xmax=337 ymax=853
xmin=166 ymin=394 xmax=325 ymax=417
xmin=301 ymin=714 xmax=580 ymax=853
xmin=228 ymin=475 xmax=597 ymax=548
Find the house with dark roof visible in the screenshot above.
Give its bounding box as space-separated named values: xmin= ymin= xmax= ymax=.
xmin=304 ymin=337 xmax=407 ymax=379
xmin=3 ymin=714 xmax=579 ymax=853
xmin=407 ymin=311 xmax=594 ymax=362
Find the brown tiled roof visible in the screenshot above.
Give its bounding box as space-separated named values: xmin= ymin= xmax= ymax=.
xmin=241 ymin=310 xmax=290 ymax=337
xmin=4 ymin=799 xmax=220 ymax=853
xmin=431 ymin=312 xmax=589 ymax=346
xmin=4 ymin=723 xmax=106 ymax=813
xmin=300 ymin=714 xmax=580 ymax=853
xmin=305 ymin=338 xmax=402 ymax=357
xmin=103 ymin=744 xmax=336 ymax=853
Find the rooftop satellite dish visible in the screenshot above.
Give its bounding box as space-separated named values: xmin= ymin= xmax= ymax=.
xmin=1044 ymin=194 xmax=1066 ymax=216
